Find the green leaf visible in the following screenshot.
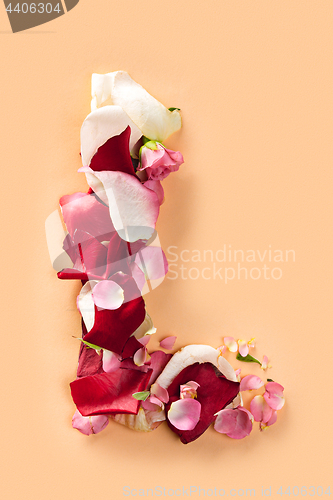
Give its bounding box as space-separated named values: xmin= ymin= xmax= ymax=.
xmin=73 ymin=337 xmax=102 ymax=351
xmin=132 ymin=391 xmax=150 ymax=401
xmin=267 ymin=378 xmax=274 ymax=382
xmin=168 ymin=107 xmax=181 ymax=112
xmin=236 ymin=352 xmax=262 ymax=365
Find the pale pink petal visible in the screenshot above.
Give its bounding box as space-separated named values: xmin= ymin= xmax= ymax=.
xmin=72 ymin=410 xmax=109 ymax=436
xmin=218 ymin=345 xmax=227 ymax=355
xmin=248 ymin=338 xmax=256 ymax=349
xmin=235 ymin=369 xmax=241 ymax=381
xmin=138 ymin=336 xmax=151 ymax=347
xmin=264 ymin=382 xmax=285 ymax=410
xmin=92 ymin=280 xmax=124 ymax=310
xmin=79 ymin=167 xmax=160 ymax=243
xmin=102 ymin=350 xmax=121 ymax=373
xmin=134 ymin=246 xmax=168 ymax=282
xmin=142 ymin=395 xmax=163 ymax=412
xmin=266 ymin=410 xmax=278 ymax=427
xmin=151 ymin=383 xmax=169 ymax=404
xmin=238 ymin=339 xmax=249 ymax=357
xmin=130 ymin=262 xmax=146 ymax=292
xmin=167 ymin=398 xmax=201 ymax=431
xmin=149 ymin=395 xmax=164 ymax=407
xmin=144 ymin=180 xmax=164 ymax=205
xmin=250 ymin=395 xmax=273 ymax=423
xmin=180 ymin=381 xmax=200 ymax=399
xmin=224 ymin=337 xmax=238 ymax=352
xmin=159 ymin=336 xmax=177 ymax=350
xmin=261 ymin=355 xmax=271 ymax=370
xmin=214 ymin=407 xmax=253 ymax=439
xmin=240 ymin=374 xmax=264 ymax=392
xmin=134 ymin=347 xmax=150 ymax=367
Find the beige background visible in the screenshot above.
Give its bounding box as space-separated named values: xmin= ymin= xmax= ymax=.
xmin=0 ymin=1 xmax=332 ymax=499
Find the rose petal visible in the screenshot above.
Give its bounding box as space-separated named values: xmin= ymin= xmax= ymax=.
xmin=89 ymin=127 xmax=136 ymax=176
xmin=59 ymin=192 xmax=114 ymax=242
xmin=151 ymin=383 xmax=169 ymax=404
xmin=70 ymin=368 xmax=152 ymax=416
xmin=266 ymin=410 xmax=278 ymax=427
xmin=224 ymin=337 xmax=238 ymax=353
xmin=81 ymin=105 xmax=142 ymax=167
xmin=214 ymin=407 xmax=253 ymax=439
xmin=102 ymin=350 xmax=121 ymax=373
xmin=159 ymin=336 xmax=177 ymax=350
xmin=165 ymin=362 xmax=240 ymax=443
xmin=72 ymin=410 xmax=109 ymax=436
xmin=240 ymin=374 xmax=264 ymax=392
xmin=132 ymin=312 xmax=157 ymax=340
xmin=77 ymin=280 xmax=98 ymax=332
xmin=168 ymin=399 xmax=201 ymax=431
xmin=238 ymin=339 xmax=249 ymax=357
xmin=92 ymin=280 xmax=124 ymax=310
xmin=91 ymin=71 xmax=182 ymax=142
xmin=134 ymin=347 xmax=150 ymax=367
xmin=77 ymin=342 xmax=103 ymax=378
xmin=144 ymin=180 xmax=164 ymax=205
xmin=250 ymin=395 xmax=273 ymax=423
xmin=264 ymin=382 xmax=285 ymax=410
xmin=83 ymin=294 xmax=146 ymax=355
xmin=147 ymin=351 xmax=173 ymax=386
xmin=135 ymin=246 xmax=168 ymax=282
xmin=79 ymin=167 xmax=160 ymax=243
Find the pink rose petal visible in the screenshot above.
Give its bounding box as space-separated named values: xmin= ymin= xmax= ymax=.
xmin=138 ymin=336 xmax=151 ymax=347
xmin=240 ymin=374 xmax=264 ymax=392
xmin=264 ymin=382 xmax=285 ymax=410
xmin=214 ymin=407 xmax=253 ymax=439
xmin=134 ymin=347 xmax=150 ymax=367
xmin=167 ymin=398 xmax=201 ymax=431
xmin=134 ymin=246 xmax=168 ymax=282
xmin=144 ymin=180 xmax=164 ymax=205
xmin=79 ymin=167 xmax=160 ymax=243
xmin=180 ymin=381 xmax=200 ymax=399
xmin=102 ymin=350 xmax=121 ymax=373
xmin=238 ymin=339 xmax=249 ymax=357
xmin=92 ymin=280 xmax=124 ymax=310
xmin=224 ymin=337 xmax=237 ymax=352
xmin=159 ymin=336 xmax=177 ymax=350
xmin=266 ymin=410 xmax=278 ymax=427
xmin=151 ymin=383 xmax=169 ymax=404
xmin=72 ymin=409 xmax=109 ymax=436
xmin=250 ymin=395 xmax=273 ymax=423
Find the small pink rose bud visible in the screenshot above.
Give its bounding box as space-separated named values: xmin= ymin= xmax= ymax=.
xmin=139 ymin=143 xmax=184 ymax=181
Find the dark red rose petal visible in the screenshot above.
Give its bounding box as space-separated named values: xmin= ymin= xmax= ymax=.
xmin=83 ymin=297 xmax=146 ymax=355
xmin=121 ymin=335 xmax=143 ymax=360
xmin=77 ymin=344 xmax=104 ymax=378
xmin=70 ymin=368 xmax=152 ymax=416
xmin=165 ymin=363 xmax=240 ymax=444
xmin=90 ymin=127 xmax=136 ymax=177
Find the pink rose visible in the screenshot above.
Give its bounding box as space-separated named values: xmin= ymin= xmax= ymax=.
xmin=138 ymin=143 xmax=184 ymax=181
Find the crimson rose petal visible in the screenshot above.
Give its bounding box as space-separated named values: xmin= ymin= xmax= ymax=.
xmin=89 ymin=127 xmax=136 ymax=176
xmin=70 ymin=368 xmax=152 ymax=416
xmin=165 ymin=363 xmax=240 ymax=444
